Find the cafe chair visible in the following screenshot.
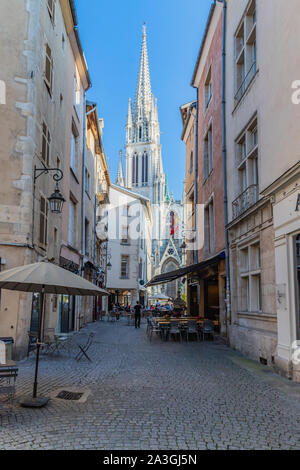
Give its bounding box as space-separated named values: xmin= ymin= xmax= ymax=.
xmin=185 ymin=321 xmax=200 ymax=342
xmin=169 ymin=322 xmax=182 ymax=342
xmin=202 ymin=320 xmax=215 ymax=341
xmin=148 ymin=322 xmax=162 ymax=342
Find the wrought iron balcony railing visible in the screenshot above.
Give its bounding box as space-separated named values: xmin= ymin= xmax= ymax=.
xmin=234 ymin=61 xmax=257 ymax=103
xmin=232 ymin=184 xmax=258 ymax=219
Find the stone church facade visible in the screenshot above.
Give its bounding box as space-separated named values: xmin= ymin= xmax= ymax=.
xmin=116 ymin=25 xmax=184 ymax=299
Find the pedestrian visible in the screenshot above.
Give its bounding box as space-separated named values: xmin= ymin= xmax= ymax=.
xmin=134 ymin=301 xmax=142 ymax=328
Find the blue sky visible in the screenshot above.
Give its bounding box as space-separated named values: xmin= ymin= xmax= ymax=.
xmin=76 ymin=0 xmax=212 ymax=200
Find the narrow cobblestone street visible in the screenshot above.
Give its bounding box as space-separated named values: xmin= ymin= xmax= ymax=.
xmin=1 ymin=317 xmax=300 ymax=450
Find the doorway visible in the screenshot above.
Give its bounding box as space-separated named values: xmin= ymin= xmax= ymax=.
xmin=59 ymin=295 xmax=76 ymax=333
xmin=204 ymin=278 xmax=219 ymax=321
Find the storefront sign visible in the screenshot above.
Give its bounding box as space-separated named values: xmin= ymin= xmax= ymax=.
xmin=296 ymin=193 xmax=300 ymax=211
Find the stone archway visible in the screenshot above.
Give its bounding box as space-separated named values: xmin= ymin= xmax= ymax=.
xmin=161 ymin=258 xmax=179 ymax=300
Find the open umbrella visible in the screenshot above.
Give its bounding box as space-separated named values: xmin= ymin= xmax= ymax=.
xmin=148 ymin=293 xmax=172 ymax=300
xmin=0 ymin=261 xmax=108 ymax=407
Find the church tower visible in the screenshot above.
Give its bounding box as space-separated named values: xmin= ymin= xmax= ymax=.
xmin=124 ymin=25 xmax=166 ymax=208
xmin=123 ymin=25 xmax=184 ymax=295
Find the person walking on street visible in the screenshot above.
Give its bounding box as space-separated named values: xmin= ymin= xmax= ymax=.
xmin=134 ymin=301 xmax=142 ymax=328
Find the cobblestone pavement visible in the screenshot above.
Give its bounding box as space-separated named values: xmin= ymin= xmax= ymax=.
xmin=0 ymin=317 xmax=300 ymax=450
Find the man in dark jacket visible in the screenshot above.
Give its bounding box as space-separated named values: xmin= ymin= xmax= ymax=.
xmin=134 ymin=301 xmax=142 ymax=328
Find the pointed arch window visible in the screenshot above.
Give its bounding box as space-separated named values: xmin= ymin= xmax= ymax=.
xmin=132 ymin=153 xmax=139 ymax=185
xmin=139 ymin=126 xmax=142 ymax=141
xmin=170 ymin=211 xmax=175 ymax=237
xmin=142 ymin=152 xmax=148 ymax=185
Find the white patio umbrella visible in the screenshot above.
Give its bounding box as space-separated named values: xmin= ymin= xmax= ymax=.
xmin=148 ymin=293 xmax=172 ymax=300
xmin=0 ymin=261 xmax=108 ymax=407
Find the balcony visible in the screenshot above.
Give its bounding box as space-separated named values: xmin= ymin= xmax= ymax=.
xmin=232 ymin=184 xmax=258 ymax=219
xmin=97 ymin=180 xmax=109 ymax=203
xmin=96 ymin=222 xmax=108 ymax=241
xmin=234 ymin=61 xmax=257 ymax=104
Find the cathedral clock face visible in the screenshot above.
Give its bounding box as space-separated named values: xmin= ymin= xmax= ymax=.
xmin=168 ymin=248 xmax=174 ymax=255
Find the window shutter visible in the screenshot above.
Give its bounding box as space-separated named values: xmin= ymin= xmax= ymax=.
xmin=39 ymin=196 xmax=48 ymax=246
xmin=47 ymin=0 xmax=55 ymax=22
xmin=42 ymin=123 xmax=47 ymax=162
xmin=45 ymin=44 xmax=53 ymax=93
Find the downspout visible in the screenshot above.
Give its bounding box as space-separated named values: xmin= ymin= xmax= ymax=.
xmin=194 ymin=94 xmax=199 ymax=266
xmin=219 ymin=0 xmax=230 ymax=341
xmin=81 ymin=97 xmax=87 ymax=276
xmin=81 ymin=104 xmax=97 ymax=271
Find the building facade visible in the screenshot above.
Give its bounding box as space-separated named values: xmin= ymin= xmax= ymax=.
xmin=180 ymin=101 xmax=198 ymax=314
xmin=189 ymin=1 xmax=226 ymax=334
xmin=225 ymin=0 xmax=277 ymax=365
xmin=0 ymin=0 xmax=96 ymax=358
xmin=105 ymin=184 xmax=152 ymax=307
xmin=119 ymin=25 xmax=184 ymax=299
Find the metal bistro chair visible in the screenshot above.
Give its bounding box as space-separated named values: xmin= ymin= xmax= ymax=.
xmin=148 ymin=320 xmax=162 ymax=342
xmin=185 ymin=321 xmax=200 ymax=342
xmin=202 ymin=320 xmax=215 ymax=341
xmin=0 ymin=364 xmax=18 ymax=414
xmin=168 ymin=321 xmax=182 ymax=342
xmin=74 ymin=333 xmax=94 ymax=362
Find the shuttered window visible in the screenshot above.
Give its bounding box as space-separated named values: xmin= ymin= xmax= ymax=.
xmin=121 ymin=255 xmax=129 ymax=278
xmin=68 ymin=199 xmax=76 ymax=247
xmin=45 ymin=44 xmax=53 ymax=94
xmin=47 ymin=0 xmax=55 ymax=23
xmin=39 ymin=196 xmax=48 ymax=246
xmin=41 ymin=122 xmax=51 ymax=164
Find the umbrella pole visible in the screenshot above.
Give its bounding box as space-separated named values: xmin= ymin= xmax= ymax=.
xmin=20 ymin=286 xmax=49 ymax=407
xmin=33 ymin=286 xmax=45 ymax=398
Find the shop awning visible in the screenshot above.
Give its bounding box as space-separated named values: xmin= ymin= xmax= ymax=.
xmin=146 ymin=251 xmax=225 ymax=287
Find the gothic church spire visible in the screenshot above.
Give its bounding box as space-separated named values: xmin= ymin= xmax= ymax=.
xmin=134 ymin=24 xmax=152 ymax=120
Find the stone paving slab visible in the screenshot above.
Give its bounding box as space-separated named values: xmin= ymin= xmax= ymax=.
xmin=0 ymin=317 xmax=300 ymax=450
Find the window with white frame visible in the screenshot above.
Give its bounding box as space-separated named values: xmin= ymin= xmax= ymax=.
xmin=235 ymin=0 xmax=257 ymax=103
xmin=239 ymin=241 xmax=261 ymax=312
xmin=70 ymin=122 xmax=79 ymax=174
xmin=68 ymin=198 xmax=77 ymax=247
xmin=44 ymin=43 xmax=53 ymax=95
xmin=236 ymin=116 xmax=258 ymax=197
xmin=121 ymin=225 xmax=129 ymax=244
xmin=121 ymin=255 xmax=129 ymax=278
xmin=73 ymin=72 xmax=81 ymax=114
xmin=205 ymin=67 xmax=212 ymax=109
xmin=204 ymin=124 xmax=213 ymax=179
xmin=41 ymin=121 xmax=51 ymax=164
xmin=39 ymin=195 xmax=48 ymax=247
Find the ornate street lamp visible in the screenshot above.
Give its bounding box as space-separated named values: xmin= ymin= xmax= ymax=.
xmin=48 ymin=182 xmax=65 ymax=214
xmin=34 ymin=163 xmax=65 ymax=214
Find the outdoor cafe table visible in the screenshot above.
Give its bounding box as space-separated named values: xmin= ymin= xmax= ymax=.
xmin=153 ymin=317 xmax=219 ymax=326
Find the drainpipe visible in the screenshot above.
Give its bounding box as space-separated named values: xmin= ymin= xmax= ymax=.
xmin=194 ymin=92 xmax=199 ymax=266
xmin=82 ymin=103 xmax=97 ymax=271
xmin=218 ymin=0 xmax=230 ymax=341
xmin=81 ymin=97 xmax=87 ymax=276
